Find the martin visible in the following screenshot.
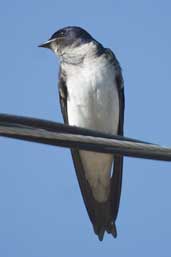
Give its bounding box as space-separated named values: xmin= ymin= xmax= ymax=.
xmin=39 ymin=26 xmax=125 ymax=241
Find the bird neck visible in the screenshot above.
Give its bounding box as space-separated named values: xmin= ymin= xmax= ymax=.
xmin=60 ymin=41 xmax=104 ymax=65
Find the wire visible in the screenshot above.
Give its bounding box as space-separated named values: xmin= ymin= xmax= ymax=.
xmin=0 ymin=113 xmax=170 ymax=161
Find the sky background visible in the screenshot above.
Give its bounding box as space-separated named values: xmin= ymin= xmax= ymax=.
xmin=0 ymin=1 xmax=171 ymax=256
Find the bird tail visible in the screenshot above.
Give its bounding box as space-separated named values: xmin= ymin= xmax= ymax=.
xmin=92 ymin=200 xmax=117 ymax=241
xmin=95 ymin=222 xmax=117 ymax=241
xmin=70 ymin=149 xmax=118 ymax=241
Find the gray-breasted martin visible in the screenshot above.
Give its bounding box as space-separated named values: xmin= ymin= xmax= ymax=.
xmin=39 ymin=26 xmax=125 ymax=241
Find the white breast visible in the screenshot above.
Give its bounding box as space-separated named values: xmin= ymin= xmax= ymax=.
xmin=65 ymin=55 xmax=119 ymax=202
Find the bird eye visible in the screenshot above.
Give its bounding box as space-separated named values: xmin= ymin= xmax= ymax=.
xmin=60 ymin=31 xmax=65 ymax=36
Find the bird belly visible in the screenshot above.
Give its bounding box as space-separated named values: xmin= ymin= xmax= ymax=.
xmin=67 ymin=63 xmax=119 ymax=202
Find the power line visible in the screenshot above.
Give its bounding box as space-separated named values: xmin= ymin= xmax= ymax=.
xmin=0 ymin=113 xmax=170 ymax=161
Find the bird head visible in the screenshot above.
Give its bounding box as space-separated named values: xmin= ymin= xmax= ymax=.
xmin=38 ymin=26 xmax=96 ymax=60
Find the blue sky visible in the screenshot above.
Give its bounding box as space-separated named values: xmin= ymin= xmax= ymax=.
xmin=0 ymin=1 xmax=171 ymax=256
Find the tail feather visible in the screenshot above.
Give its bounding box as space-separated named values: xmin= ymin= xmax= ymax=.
xmin=106 ymin=222 xmax=117 ymax=237
xmin=92 ymin=200 xmax=117 ymax=241
xmin=95 ymin=222 xmax=117 ymax=241
xmin=71 ymin=149 xmax=118 ymax=241
xmin=94 ymin=221 xmax=117 ymax=241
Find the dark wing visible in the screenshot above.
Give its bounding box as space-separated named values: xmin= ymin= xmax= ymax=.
xmin=58 ymin=67 xmax=68 ymax=123
xmin=105 ymin=49 xmax=125 ymax=224
xmin=58 ymin=65 xmax=117 ymax=241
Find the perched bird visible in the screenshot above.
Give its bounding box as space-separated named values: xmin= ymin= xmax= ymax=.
xmin=39 ymin=26 xmax=125 ymax=241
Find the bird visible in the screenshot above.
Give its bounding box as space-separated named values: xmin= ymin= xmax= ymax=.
xmin=39 ymin=26 xmax=125 ymax=241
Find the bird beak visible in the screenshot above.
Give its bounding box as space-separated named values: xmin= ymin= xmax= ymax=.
xmin=38 ymin=41 xmax=51 ymax=48
xmin=38 ymin=38 xmax=57 ymax=48
xmin=38 ymin=37 xmax=64 ymax=48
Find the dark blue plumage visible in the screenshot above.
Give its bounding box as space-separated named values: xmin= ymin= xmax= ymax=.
xmin=49 ymin=26 xmax=93 ymax=47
